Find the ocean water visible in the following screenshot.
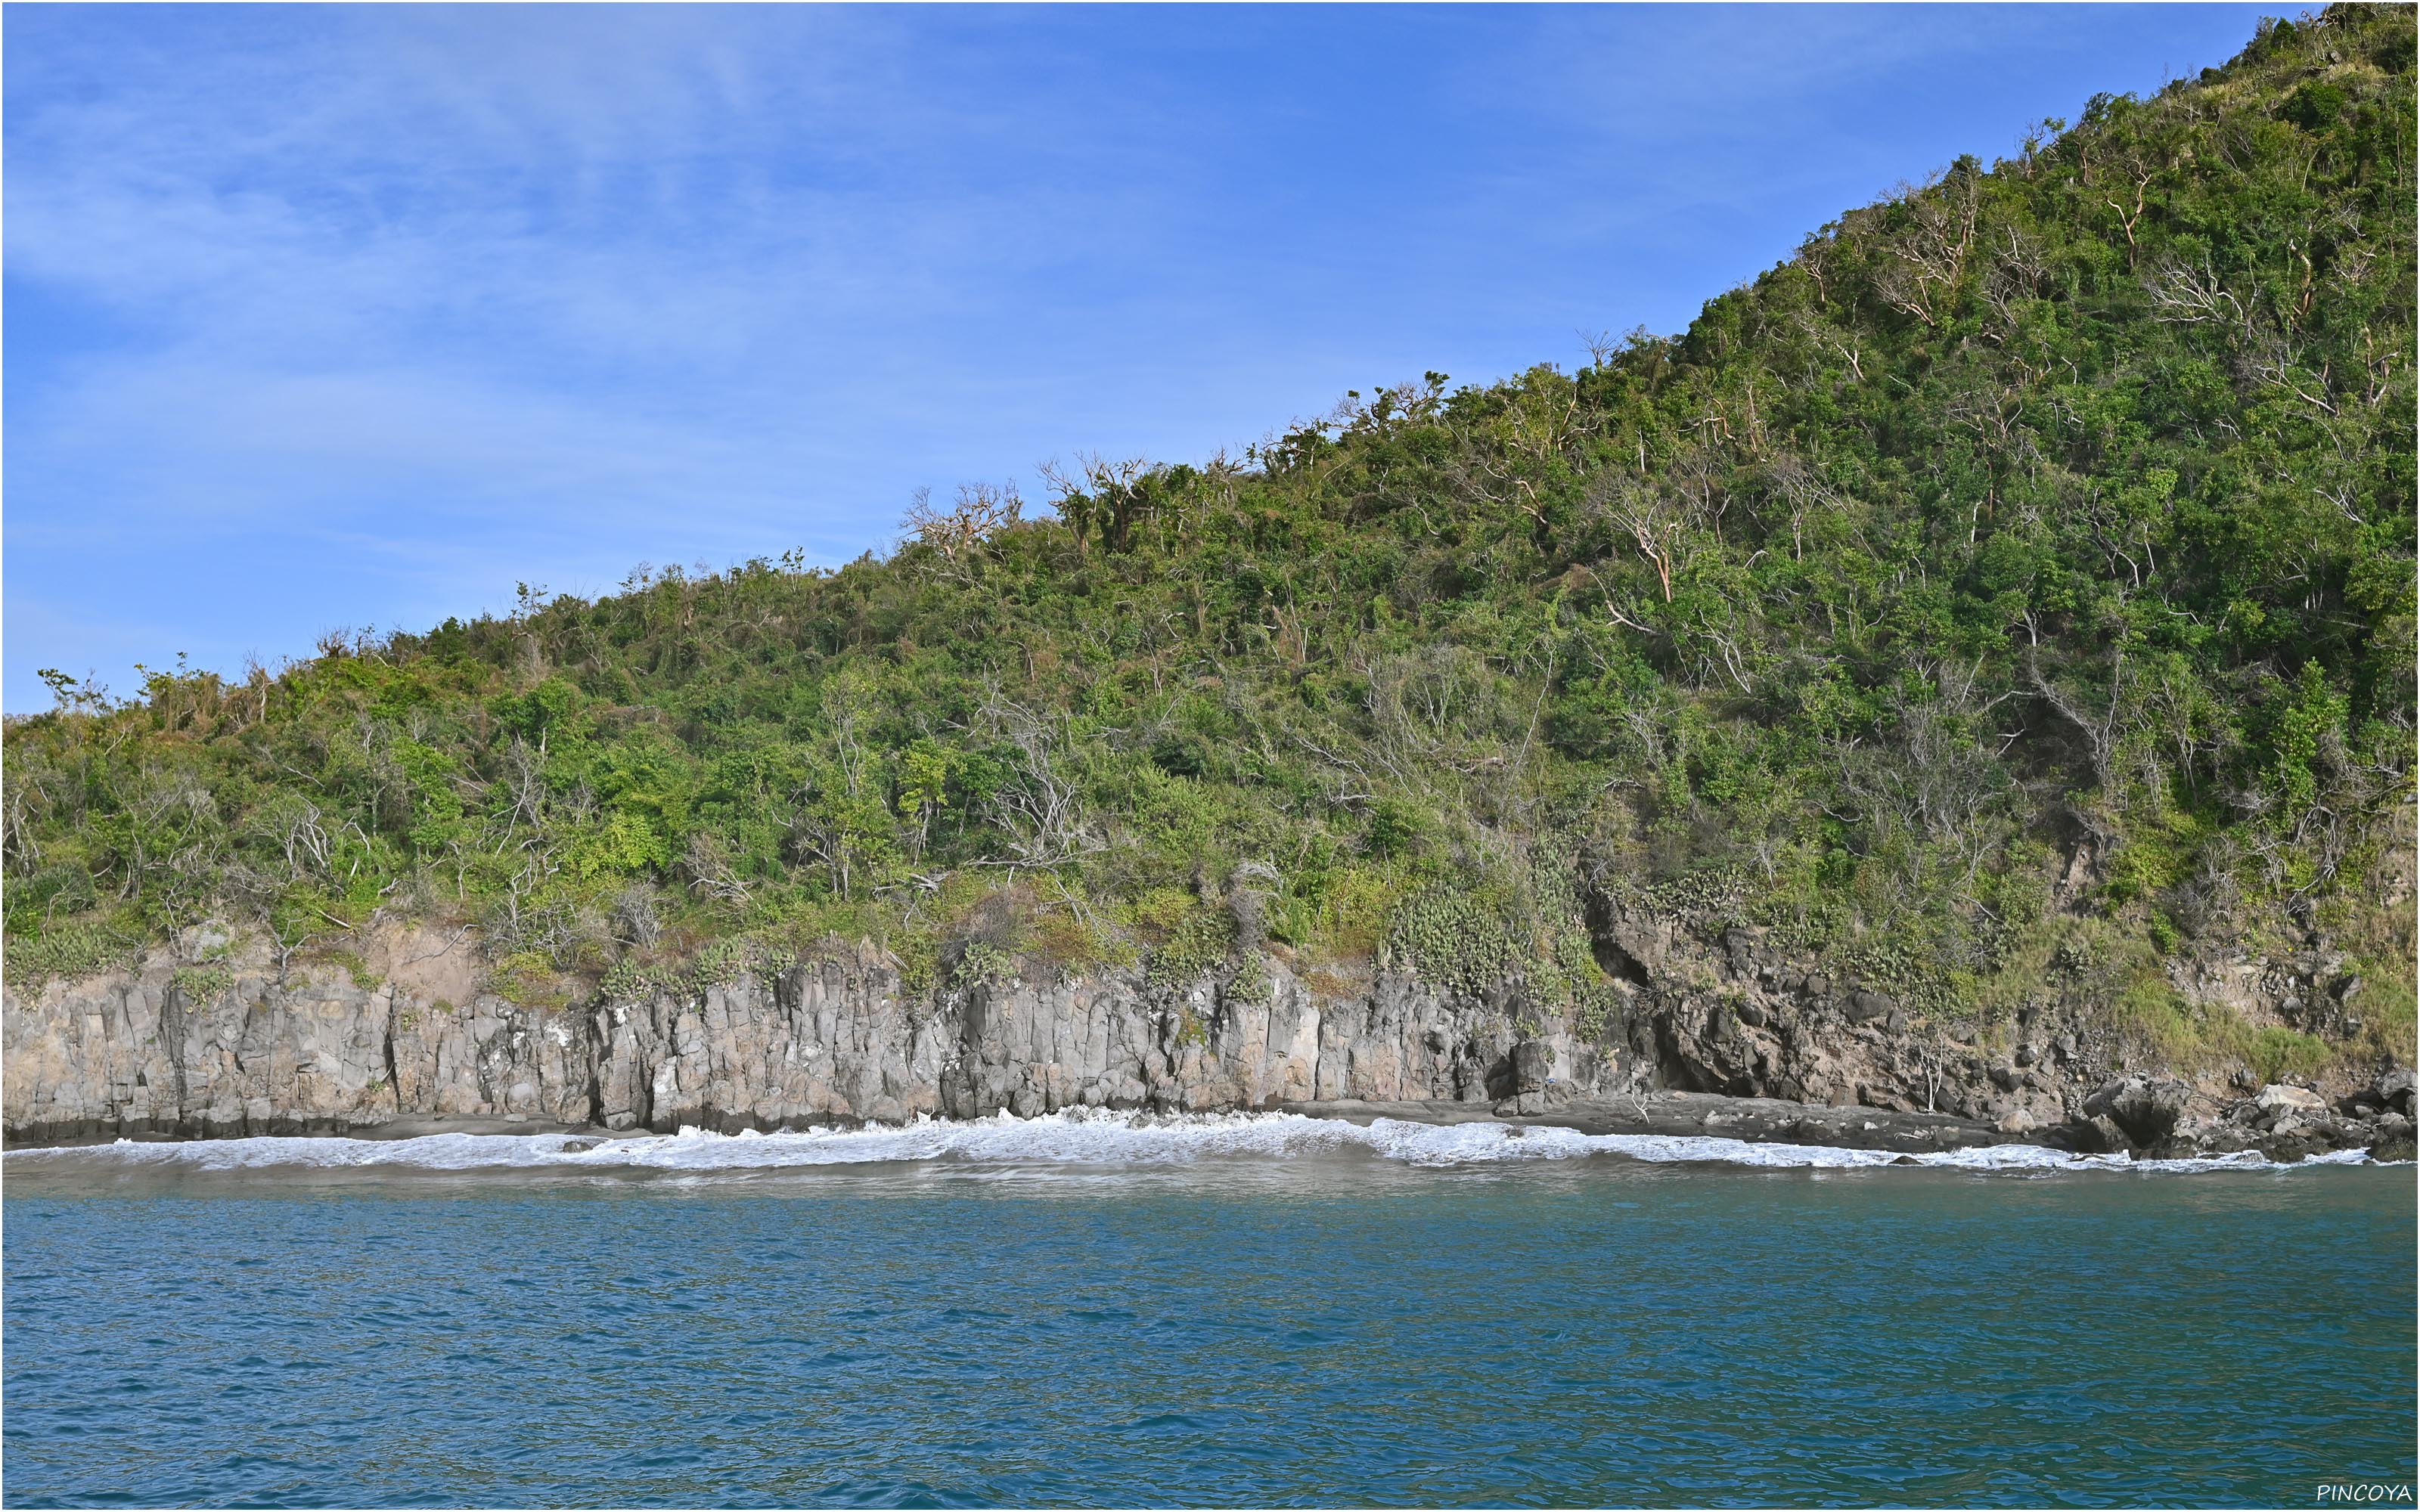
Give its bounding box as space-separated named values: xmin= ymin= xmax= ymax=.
xmin=4 ymin=1113 xmax=2414 ymax=1508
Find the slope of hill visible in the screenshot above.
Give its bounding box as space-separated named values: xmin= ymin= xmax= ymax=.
xmin=7 ymin=7 xmax=2413 ymax=1123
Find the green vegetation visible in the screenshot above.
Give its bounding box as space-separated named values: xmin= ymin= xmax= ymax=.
xmin=170 ymin=963 xmax=234 ymax=1009
xmin=5 ymin=11 xmax=2412 ymax=1064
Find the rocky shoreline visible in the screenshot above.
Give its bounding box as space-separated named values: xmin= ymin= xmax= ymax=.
xmin=1286 ymin=1075 xmax=2418 ymax=1163
xmin=8 ymin=918 xmax=2412 ymax=1162
xmin=1288 ymin=1092 xmax=2058 ymax=1156
xmin=12 ymin=1078 xmax=2410 ymax=1166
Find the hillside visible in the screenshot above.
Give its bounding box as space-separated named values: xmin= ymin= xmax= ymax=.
xmin=7 ymin=5 xmax=2414 ymax=1093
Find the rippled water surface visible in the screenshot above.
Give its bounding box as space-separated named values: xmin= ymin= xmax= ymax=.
xmin=5 ymin=1116 xmax=2414 ymax=1507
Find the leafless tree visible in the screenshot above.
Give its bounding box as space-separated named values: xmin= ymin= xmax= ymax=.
xmin=611 ymin=883 xmax=663 ymax=950
xmin=681 ymin=831 xmax=753 ymax=906
xmin=2143 ymin=253 xmax=2249 ymax=335
xmin=1040 ymin=454 xmax=1157 ymax=555
xmin=1874 ymin=169 xmax=1981 ymax=327
xmin=1581 ymin=445 xmax=1725 ymax=603
xmin=902 ymin=481 xmax=1023 ymax=577
xmin=973 ymin=687 xmax=1104 ymax=869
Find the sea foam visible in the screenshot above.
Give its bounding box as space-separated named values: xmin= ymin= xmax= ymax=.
xmin=1 ymin=1108 xmax=2384 ymax=1175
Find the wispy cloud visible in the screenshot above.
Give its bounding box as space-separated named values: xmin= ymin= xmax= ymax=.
xmin=4 ymin=4 xmax=2279 ymax=708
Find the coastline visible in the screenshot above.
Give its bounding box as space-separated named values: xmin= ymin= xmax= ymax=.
xmin=5 ymin=1095 xmax=1993 ymax=1154
xmin=1281 ymin=1092 xmax=2037 ymax=1156
xmin=9 ymin=1086 xmax=2406 ymax=1164
xmin=14 ymin=919 xmax=2409 ymax=1166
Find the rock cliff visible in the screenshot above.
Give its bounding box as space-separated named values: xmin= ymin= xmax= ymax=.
xmin=2 ymin=923 xmax=1606 ymax=1145
xmin=7 ymin=912 xmax=2408 ymax=1160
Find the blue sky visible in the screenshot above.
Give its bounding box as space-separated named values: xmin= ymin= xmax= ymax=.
xmin=5 ymin=2 xmax=2280 ymax=711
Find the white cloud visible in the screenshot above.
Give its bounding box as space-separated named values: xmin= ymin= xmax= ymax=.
xmin=2 ymin=4 xmax=2279 ymax=708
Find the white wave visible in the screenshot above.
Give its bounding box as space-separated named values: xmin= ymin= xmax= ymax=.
xmin=1 ymin=1109 xmax=2388 ymax=1175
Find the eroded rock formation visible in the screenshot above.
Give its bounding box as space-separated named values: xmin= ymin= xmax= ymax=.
xmin=6 ymin=912 xmax=2408 ymax=1161
xmin=2 ymin=923 xmax=1606 ymax=1145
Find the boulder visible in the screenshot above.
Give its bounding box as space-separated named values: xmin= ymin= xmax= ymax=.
xmin=2068 ymin=1113 xmax=2133 ymax=1154
xmin=1509 ymin=1040 xmax=1553 ymax=1094
xmin=2260 ymin=1129 xmax=2326 ymax=1163
xmin=1844 ymin=990 xmax=1892 ymax=1025
xmin=2083 ymin=1075 xmax=2196 ymax=1147
xmin=2254 ymin=1083 xmax=2327 ymax=1116
xmin=2377 ymin=1068 xmax=2415 ymax=1117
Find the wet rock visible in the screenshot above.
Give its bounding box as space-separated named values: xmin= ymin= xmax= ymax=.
xmin=2068 ymin=1113 xmax=2133 ymax=1154
xmin=2260 ymin=1128 xmax=2329 ymax=1163
xmin=2368 ymin=1113 xmax=2415 ymax=1162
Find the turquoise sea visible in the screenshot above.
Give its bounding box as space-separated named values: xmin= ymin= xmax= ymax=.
xmin=4 ymin=1114 xmax=2414 ymax=1508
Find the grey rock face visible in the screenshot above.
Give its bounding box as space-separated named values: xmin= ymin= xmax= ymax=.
xmin=9 ymin=903 xmax=2409 ymax=1160
xmin=3 ymin=930 xmax=1602 ymax=1145
xmin=1509 ymin=1040 xmax=1553 ymax=1093
xmin=2083 ymin=1076 xmax=2201 ymax=1148
xmin=2074 ymin=1114 xmax=2133 ymax=1155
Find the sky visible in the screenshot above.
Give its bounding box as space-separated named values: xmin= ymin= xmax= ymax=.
xmin=4 ymin=2 xmax=2283 ymax=712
